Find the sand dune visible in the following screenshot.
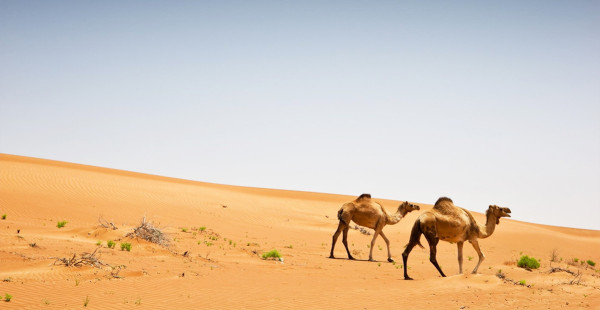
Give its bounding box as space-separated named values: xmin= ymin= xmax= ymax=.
xmin=1 ymin=153 xmax=599 ymax=309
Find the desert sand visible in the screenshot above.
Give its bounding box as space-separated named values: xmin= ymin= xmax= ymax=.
xmin=1 ymin=153 xmax=598 ymax=309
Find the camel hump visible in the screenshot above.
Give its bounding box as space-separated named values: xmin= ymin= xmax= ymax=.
xmin=434 ymin=197 xmax=453 ymax=206
xmin=356 ymin=193 xmax=371 ymax=201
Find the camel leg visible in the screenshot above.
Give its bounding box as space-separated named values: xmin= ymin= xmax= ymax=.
xmin=425 ymin=235 xmax=446 ymax=277
xmin=368 ymin=230 xmax=380 ymax=261
xmin=402 ymin=243 xmax=416 ymax=280
xmin=342 ymin=226 xmax=355 ymax=260
xmin=457 ymin=241 xmax=464 ymax=274
xmin=469 ymin=239 xmax=485 ymax=274
xmin=379 ymin=231 xmax=394 ymax=263
xmin=329 ymin=222 xmax=345 ymax=259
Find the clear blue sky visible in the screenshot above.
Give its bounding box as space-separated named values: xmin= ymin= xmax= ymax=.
xmin=1 ymin=1 xmax=598 ymax=229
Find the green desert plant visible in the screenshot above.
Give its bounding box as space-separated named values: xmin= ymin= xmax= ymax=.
xmin=262 ymin=249 xmax=282 ymax=260
xmin=107 ymin=240 xmax=116 ymax=249
xmin=199 ymin=226 xmax=206 ymax=232
xmin=517 ymin=255 xmax=540 ymax=269
xmin=84 ymin=295 xmax=89 ymax=307
xmin=587 ymin=260 xmax=596 ymax=267
xmin=96 ymin=240 xmax=102 ymax=246
xmin=120 ymin=242 xmax=132 ymax=251
xmin=56 ymin=221 xmax=68 ymax=228
xmin=4 ymin=293 xmax=12 ymax=302
xmin=181 ymin=228 xmax=188 ymax=232
xmin=519 ymin=280 xmax=527 ymax=286
xmin=1 ymin=214 xmax=6 ymax=220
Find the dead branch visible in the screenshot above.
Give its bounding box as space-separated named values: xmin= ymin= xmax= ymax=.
xmin=125 ymin=216 xmax=169 ymax=247
xmin=52 ymin=248 xmax=107 ymax=268
xmin=98 ymin=216 xmax=118 ymax=230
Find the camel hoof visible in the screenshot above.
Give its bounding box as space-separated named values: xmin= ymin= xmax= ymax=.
xmin=348 ymin=256 xmax=356 ymax=260
xmin=387 ymin=258 xmax=394 ymax=263
xmin=328 ymin=255 xmax=335 ymax=259
xmin=368 ymin=258 xmax=375 ymax=262
xmin=404 ymin=277 xmax=414 ymax=280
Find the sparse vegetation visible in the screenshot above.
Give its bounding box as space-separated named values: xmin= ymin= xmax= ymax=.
xmin=517 ymin=255 xmax=540 ymax=270
xmin=96 ymin=240 xmax=102 ymax=246
xmin=125 ymin=217 xmax=169 ymax=247
xmin=1 ymin=214 xmax=6 ymax=220
xmin=84 ymin=295 xmax=89 ymax=307
xmin=496 ymin=269 xmax=505 ymax=278
xmin=52 ymin=248 xmax=107 ymax=268
xmin=4 ymin=293 xmax=12 ymax=302
xmin=181 ymin=228 xmax=188 ymax=232
xmin=107 ymin=240 xmax=116 ymax=249
xmin=587 ymin=260 xmax=596 ymax=267
xmin=120 ymin=242 xmax=132 ymax=251
xmin=519 ymin=279 xmax=527 ymax=286
xmin=262 ymin=249 xmax=282 ymax=260
xmin=56 ymin=220 xmax=68 ymax=228
xmin=468 ymin=256 xmax=473 ymax=261
xmin=199 ymin=226 xmax=206 ymax=232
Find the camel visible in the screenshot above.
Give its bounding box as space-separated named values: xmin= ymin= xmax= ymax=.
xmin=402 ymin=197 xmax=511 ymax=280
xmin=329 ymin=194 xmax=420 ymax=262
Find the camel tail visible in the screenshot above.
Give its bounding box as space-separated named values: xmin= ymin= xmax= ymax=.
xmin=337 ymin=208 xmax=345 ymax=224
xmin=405 ymin=218 xmax=424 ymax=249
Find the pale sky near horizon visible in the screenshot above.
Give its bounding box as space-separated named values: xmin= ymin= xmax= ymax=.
xmin=1 ymin=1 xmax=599 ymax=230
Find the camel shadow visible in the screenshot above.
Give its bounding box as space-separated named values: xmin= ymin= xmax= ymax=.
xmin=327 ymin=256 xmax=394 ymax=263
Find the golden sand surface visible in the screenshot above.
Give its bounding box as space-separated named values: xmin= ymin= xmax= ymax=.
xmin=1 ymin=154 xmax=598 ymax=309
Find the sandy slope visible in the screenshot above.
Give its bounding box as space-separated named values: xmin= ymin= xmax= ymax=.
xmin=1 ymin=153 xmax=599 ymax=309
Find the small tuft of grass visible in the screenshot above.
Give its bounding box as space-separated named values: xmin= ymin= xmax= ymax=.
xmin=107 ymin=240 xmax=116 ymax=249
xmin=4 ymin=293 xmax=13 ymax=302
xmin=468 ymin=256 xmax=473 ymax=261
xmin=262 ymin=249 xmax=282 ymax=260
xmin=56 ymin=221 xmax=68 ymax=228
xmin=83 ymin=295 xmax=89 ymax=307
xmin=181 ymin=228 xmax=188 ymax=233
xmin=587 ymin=260 xmax=596 ymax=267
xmin=519 ymin=279 xmax=527 ymax=286
xmin=96 ymin=240 xmax=102 ymax=246
xmin=517 ymin=255 xmax=540 ymax=270
xmin=199 ymin=226 xmax=206 ymax=232
xmin=120 ymin=242 xmax=132 ymax=251
xmin=1 ymin=214 xmax=6 ymax=220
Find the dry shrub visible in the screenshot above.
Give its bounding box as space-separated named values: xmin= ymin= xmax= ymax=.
xmin=125 ymin=216 xmax=169 ymax=247
xmin=53 ymin=248 xmax=106 ymax=268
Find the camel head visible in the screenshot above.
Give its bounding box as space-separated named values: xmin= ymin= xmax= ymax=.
xmin=399 ymin=201 xmax=420 ymax=213
xmin=487 ymin=205 xmax=511 ymax=225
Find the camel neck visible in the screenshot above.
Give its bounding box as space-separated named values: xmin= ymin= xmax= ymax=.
xmin=387 ymin=207 xmax=408 ymax=225
xmin=479 ymin=211 xmax=497 ymax=238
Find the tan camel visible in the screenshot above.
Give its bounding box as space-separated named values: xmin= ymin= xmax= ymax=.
xmin=402 ymin=197 xmax=511 ymax=279
xmin=329 ymin=194 xmax=420 ymax=262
